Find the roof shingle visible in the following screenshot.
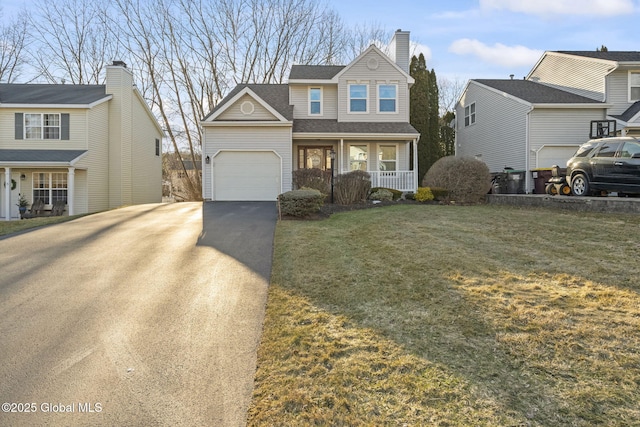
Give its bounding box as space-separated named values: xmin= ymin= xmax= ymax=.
xmin=0 ymin=84 xmax=107 ymax=104
xmin=474 ymin=79 xmax=605 ymax=104
xmin=289 ymin=65 xmax=345 ymax=80
xmin=555 ymin=51 xmax=640 ymax=62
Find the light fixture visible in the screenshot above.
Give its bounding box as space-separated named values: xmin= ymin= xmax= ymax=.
xmin=20 ymin=174 xmax=26 ymax=180
xmin=205 ymin=156 xmax=210 ymax=164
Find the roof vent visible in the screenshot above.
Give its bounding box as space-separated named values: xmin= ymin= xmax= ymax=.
xmin=510 ymin=74 xmax=514 ymax=80
xmin=112 ymin=61 xmax=127 ymax=68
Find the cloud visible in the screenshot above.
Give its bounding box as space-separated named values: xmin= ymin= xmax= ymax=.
xmin=479 ymin=0 xmax=635 ymax=16
xmin=449 ymin=39 xmax=542 ymax=68
xmin=411 ymin=42 xmax=432 ymax=62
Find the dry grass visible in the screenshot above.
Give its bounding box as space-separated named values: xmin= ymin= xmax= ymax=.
xmin=249 ymin=204 xmax=640 ymax=426
xmin=0 ymin=215 xmax=83 ymax=237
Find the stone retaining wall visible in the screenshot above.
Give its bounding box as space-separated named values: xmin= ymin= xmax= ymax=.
xmin=487 ymin=194 xmax=640 ymax=214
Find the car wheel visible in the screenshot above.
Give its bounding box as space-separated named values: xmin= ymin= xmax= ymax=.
xmin=571 ymin=173 xmax=590 ymax=196
xmin=559 ymin=183 xmax=571 ymax=196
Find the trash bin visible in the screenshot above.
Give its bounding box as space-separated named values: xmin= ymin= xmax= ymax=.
xmin=532 ymin=168 xmax=553 ymax=194
xmin=505 ymin=169 xmax=526 ymax=194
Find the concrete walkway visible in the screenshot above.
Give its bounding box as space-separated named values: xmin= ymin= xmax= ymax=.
xmin=0 ymin=202 xmax=277 ymax=426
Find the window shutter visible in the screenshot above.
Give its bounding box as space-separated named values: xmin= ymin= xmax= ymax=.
xmin=61 ymin=113 xmax=70 ymax=140
xmin=15 ymin=113 xmax=23 ymax=139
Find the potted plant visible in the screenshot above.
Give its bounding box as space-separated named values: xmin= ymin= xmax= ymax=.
xmin=16 ymin=193 xmax=29 ymax=219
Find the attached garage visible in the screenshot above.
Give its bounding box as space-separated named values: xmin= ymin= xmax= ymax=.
xmin=213 ymin=150 xmax=281 ymax=201
xmin=536 ymin=145 xmax=580 ymax=168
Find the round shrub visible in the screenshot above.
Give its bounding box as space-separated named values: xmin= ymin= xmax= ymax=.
xmin=415 ymin=187 xmax=434 ymax=202
xmin=422 ymin=156 xmax=491 ymax=204
xmin=278 ymin=189 xmax=324 ymax=217
xmin=369 ymin=189 xmax=393 ymax=201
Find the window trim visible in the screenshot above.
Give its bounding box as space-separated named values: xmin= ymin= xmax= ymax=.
xmin=377 ymin=83 xmax=398 ymax=114
xmin=629 ymin=70 xmax=640 ymax=102
xmin=25 ymin=113 xmax=62 ymax=140
xmin=378 ymin=144 xmax=397 ymax=171
xmin=309 ymin=87 xmax=323 ymax=116
xmin=464 ymin=102 xmax=476 ymax=127
xmin=348 ymin=83 xmax=368 ymax=114
xmin=32 ymin=172 xmax=68 ymax=207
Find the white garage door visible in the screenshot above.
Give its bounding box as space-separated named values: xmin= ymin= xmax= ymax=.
xmin=537 ymin=146 xmax=580 ymax=168
xmin=213 ymin=151 xmax=281 ymax=201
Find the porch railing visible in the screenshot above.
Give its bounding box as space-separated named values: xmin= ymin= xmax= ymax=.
xmin=368 ymin=171 xmax=416 ymax=192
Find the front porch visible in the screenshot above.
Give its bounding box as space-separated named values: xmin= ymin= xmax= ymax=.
xmin=293 ymin=139 xmax=419 ymax=193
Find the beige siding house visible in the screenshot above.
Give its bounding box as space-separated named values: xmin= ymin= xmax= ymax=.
xmin=201 ymin=30 xmax=420 ymax=201
xmin=0 ymin=62 xmax=163 ymax=220
xmin=456 ymin=50 xmax=640 ymax=192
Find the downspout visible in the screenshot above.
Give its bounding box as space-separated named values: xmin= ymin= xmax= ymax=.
xmin=525 ymin=106 xmax=534 ymax=193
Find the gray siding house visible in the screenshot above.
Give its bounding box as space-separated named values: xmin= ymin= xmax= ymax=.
xmin=456 ymin=51 xmax=640 ymax=192
xmin=201 ymin=30 xmax=420 ymax=201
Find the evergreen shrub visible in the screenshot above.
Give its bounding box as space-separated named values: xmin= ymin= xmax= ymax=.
xmin=369 ymin=188 xmax=394 ymax=201
xmin=292 ymin=168 xmax=330 ymax=195
xmin=422 ymin=156 xmax=491 ymax=204
xmin=415 ymin=187 xmax=434 ymax=202
xmin=278 ymin=189 xmax=325 ymax=217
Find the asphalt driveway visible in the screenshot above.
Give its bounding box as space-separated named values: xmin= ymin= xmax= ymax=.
xmin=0 ymin=201 xmax=277 ymax=426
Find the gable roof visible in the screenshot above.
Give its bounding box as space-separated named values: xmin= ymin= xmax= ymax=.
xmin=474 ymin=79 xmax=606 ymax=105
xmin=610 ymin=101 xmax=640 ymax=122
xmin=202 ymin=84 xmax=292 ymax=121
xmin=289 ymin=65 xmax=346 ymax=80
xmin=0 ymin=84 xmax=109 ymax=105
xmin=555 ymin=51 xmax=640 ymax=62
xmin=334 ymin=44 xmax=415 ymax=85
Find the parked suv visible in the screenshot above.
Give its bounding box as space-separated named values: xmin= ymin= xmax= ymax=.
xmin=566 ymin=137 xmax=640 ymax=196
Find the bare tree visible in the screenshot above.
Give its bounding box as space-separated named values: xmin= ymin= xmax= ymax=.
xmin=0 ymin=10 xmax=30 ymax=83
xmin=30 ymin=0 xmax=119 ymax=84
xmin=438 ymin=76 xmax=466 ymax=115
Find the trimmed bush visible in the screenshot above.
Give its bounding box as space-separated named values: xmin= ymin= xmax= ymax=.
xmin=415 ymin=187 xmax=434 ymax=202
xmin=278 ymin=189 xmax=325 ymax=217
xmin=430 ymin=187 xmax=449 ymax=201
xmin=370 ymin=187 xmax=402 ymax=200
xmin=292 ymin=168 xmax=331 ymax=195
xmin=334 ymin=170 xmax=371 ymax=205
xmin=369 ymin=188 xmax=394 ymax=202
xmin=422 ymin=156 xmax=491 ymax=204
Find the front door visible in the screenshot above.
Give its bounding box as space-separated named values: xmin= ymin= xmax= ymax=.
xmin=298 ymin=146 xmax=333 ymax=170
xmin=1 ymin=172 xmax=21 ymax=219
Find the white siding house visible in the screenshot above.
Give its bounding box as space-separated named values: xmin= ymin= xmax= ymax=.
xmin=201 ymin=30 xmax=420 ymax=201
xmin=0 ymin=62 xmax=164 ymax=220
xmin=457 ymin=50 xmax=640 ymax=192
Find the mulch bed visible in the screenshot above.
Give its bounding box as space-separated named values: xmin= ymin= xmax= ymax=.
xmin=280 ymin=199 xmax=424 ymax=220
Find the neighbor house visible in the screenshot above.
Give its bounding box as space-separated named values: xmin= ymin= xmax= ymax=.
xmin=201 ymin=30 xmax=420 ymax=201
xmin=456 ymin=51 xmax=640 ymax=192
xmin=0 ymin=62 xmax=164 ymax=220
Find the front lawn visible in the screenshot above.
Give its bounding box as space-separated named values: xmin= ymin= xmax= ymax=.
xmin=249 ymin=204 xmax=640 ymax=426
xmin=0 ymin=215 xmax=83 ymax=237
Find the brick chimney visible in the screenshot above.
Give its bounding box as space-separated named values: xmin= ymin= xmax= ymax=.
xmin=389 ymin=29 xmax=410 ymax=74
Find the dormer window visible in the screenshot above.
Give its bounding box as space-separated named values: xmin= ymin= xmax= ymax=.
xmin=378 ymin=84 xmax=397 ymax=113
xmin=309 ymin=87 xmax=322 ymax=115
xmin=629 ymin=71 xmax=640 ymax=102
xmin=349 ymin=84 xmax=368 ymax=113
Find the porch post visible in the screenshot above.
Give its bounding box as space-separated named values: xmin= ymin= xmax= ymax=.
xmin=339 ymin=139 xmax=344 ymax=174
xmin=413 ymin=138 xmax=418 ymax=192
xmin=4 ymin=167 xmax=11 ymax=221
xmin=67 ymin=167 xmax=75 ymax=216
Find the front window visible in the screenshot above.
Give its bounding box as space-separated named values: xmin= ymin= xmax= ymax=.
xmin=349 ymin=145 xmax=368 ymax=170
xmin=25 ymin=113 xmax=61 ymax=139
xmin=309 ymin=88 xmax=322 ymax=115
xmin=464 ymin=102 xmax=476 ymax=127
xmin=629 ymin=71 xmax=640 ymax=101
xmin=33 ymin=172 xmax=67 ymax=205
xmin=349 ymin=84 xmax=368 ymax=113
xmin=378 ymin=84 xmax=397 ymax=113
xmin=378 ymin=145 xmax=397 ymax=171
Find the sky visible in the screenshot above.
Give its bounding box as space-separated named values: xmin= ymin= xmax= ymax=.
xmin=326 ymin=0 xmax=640 ymax=83
xmin=1 ymin=0 xmax=637 ymax=85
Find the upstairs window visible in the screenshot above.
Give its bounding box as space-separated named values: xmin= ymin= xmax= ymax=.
xmin=378 ymin=84 xmax=397 ymax=113
xmin=464 ymin=102 xmax=476 ymax=127
xmin=26 ymin=113 xmax=60 ymax=139
xmin=309 ymin=87 xmax=322 ymax=115
xmin=629 ymin=71 xmax=640 ymax=102
xmin=349 ymin=84 xmax=368 ymax=113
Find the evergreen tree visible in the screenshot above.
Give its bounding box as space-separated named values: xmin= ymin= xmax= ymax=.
xmin=410 ymin=54 xmax=442 ymax=181
xmin=440 ymin=111 xmax=456 ymax=156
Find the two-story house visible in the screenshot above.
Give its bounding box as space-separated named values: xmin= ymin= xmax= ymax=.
xmin=200 ymin=30 xmax=420 ymax=201
xmin=456 ymin=51 xmax=640 ymax=192
xmin=0 ymin=62 xmax=164 ymax=220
